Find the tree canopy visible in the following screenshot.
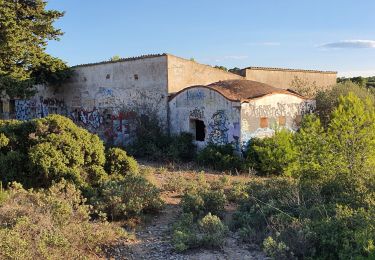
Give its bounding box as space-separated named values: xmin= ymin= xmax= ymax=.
xmin=0 ymin=0 xmax=70 ymax=97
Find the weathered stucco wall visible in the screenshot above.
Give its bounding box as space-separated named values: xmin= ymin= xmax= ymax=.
xmin=61 ymin=55 xmax=169 ymax=146
xmin=168 ymin=87 xmax=241 ymax=149
xmin=240 ymin=94 xmax=315 ymax=146
xmin=244 ymin=68 xmax=337 ymax=90
xmin=167 ymin=55 xmax=243 ymax=93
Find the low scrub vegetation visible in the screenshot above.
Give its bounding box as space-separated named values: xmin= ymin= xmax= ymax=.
xmin=0 ymin=181 xmax=126 ymax=259
xmin=232 ymin=93 xmax=375 ymax=259
xmin=172 ymin=174 xmax=229 ymax=252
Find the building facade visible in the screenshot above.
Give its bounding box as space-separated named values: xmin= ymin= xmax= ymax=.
xmin=0 ymin=54 xmax=333 ymax=147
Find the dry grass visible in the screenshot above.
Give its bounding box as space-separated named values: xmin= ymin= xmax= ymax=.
xmin=0 ymin=181 xmax=127 ymax=260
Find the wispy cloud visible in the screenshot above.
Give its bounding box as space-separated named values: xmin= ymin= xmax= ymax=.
xmin=320 ymin=40 xmax=375 ymax=49
xmin=246 ymin=42 xmax=281 ymax=46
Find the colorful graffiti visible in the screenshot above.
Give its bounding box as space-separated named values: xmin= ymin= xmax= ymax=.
xmin=244 ymin=101 xmax=315 ymax=118
xmin=104 ymin=111 xmax=137 ymax=146
xmin=189 ymin=107 xmax=204 ymax=119
xmin=208 ymin=110 xmax=229 ymax=145
xmin=70 ymin=108 xmax=103 ymax=129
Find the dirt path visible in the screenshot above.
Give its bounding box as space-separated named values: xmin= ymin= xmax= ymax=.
xmin=108 ymin=168 xmax=267 ymax=260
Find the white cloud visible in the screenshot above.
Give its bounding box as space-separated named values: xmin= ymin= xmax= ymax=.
xmin=320 ymin=40 xmax=375 ymax=49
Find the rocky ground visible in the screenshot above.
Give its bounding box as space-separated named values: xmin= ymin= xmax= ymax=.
xmin=106 ymin=165 xmax=268 ymax=260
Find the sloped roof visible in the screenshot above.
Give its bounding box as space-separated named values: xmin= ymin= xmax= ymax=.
xmin=169 ymin=79 xmax=307 ymax=102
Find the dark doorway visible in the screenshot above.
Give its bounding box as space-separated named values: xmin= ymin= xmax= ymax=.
xmin=194 ymin=120 xmax=205 ymax=141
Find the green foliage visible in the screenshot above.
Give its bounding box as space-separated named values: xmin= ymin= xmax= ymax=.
xmin=172 ymin=212 xmax=227 ymax=252
xmin=227 ymin=181 xmax=249 ymax=203
xmin=181 ymin=189 xmax=226 ymax=219
xmin=105 ymin=147 xmax=139 ymax=175
xmin=0 ymin=181 xmax=126 ymax=259
xmin=198 ymin=213 xmax=228 ymax=248
xmin=233 ymin=93 xmax=375 ymax=259
xmin=92 ymin=174 xmax=164 ymax=220
xmin=316 ymin=81 xmax=375 ymax=127
xmin=196 ymin=144 xmax=244 ymax=171
xmin=245 ymin=129 xmax=296 ymax=176
xmin=0 ymin=0 xmax=71 ymax=97
xmin=128 ymin=114 xmax=196 ymax=162
xmin=0 ymin=115 xmax=107 ymax=189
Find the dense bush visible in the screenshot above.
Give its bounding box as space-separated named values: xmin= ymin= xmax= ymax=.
xmin=316 ymin=81 xmax=375 ymax=127
xmin=127 ymin=114 xmax=196 ymax=162
xmin=172 ymin=212 xmax=228 ymax=252
xmin=245 ymin=129 xmax=296 ymax=176
xmin=0 ymin=181 xmax=126 ymax=259
xmin=92 ymin=174 xmax=164 ymax=220
xmin=105 ymin=147 xmax=139 ymax=175
xmin=196 ymin=143 xmax=244 ymax=172
xmin=181 ymin=188 xmax=227 ymax=219
xmin=0 ymin=115 xmax=107 ymax=189
xmin=233 ymin=93 xmax=375 ymax=259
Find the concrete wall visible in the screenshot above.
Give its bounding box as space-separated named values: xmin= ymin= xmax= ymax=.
xmin=61 ymin=55 xmax=169 ymax=145
xmin=244 ymin=68 xmax=337 ymax=91
xmin=168 ymin=87 xmax=241 ymax=150
xmin=240 ymin=94 xmax=316 ymax=146
xmin=167 ymin=55 xmax=243 ymax=93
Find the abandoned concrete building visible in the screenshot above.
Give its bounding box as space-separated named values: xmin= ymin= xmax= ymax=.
xmin=0 ymin=54 xmax=336 ymax=149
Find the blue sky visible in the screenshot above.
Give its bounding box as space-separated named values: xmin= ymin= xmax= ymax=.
xmin=46 ymin=0 xmax=375 ymax=77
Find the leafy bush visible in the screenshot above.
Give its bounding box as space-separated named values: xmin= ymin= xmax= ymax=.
xmin=198 ymin=213 xmax=228 ymax=248
xmin=181 ymin=189 xmax=226 ymax=219
xmin=172 ymin=212 xmax=227 ymax=252
xmin=233 ymin=94 xmax=375 ymax=259
xmin=245 ymin=129 xmax=296 ymax=176
xmin=105 ymin=147 xmax=139 ymax=175
xmin=196 ymin=144 xmax=244 ymax=172
xmin=316 ymin=81 xmax=375 ymax=127
xmin=226 ymin=181 xmax=249 ymax=203
xmin=92 ymin=174 xmax=164 ymax=220
xmin=127 ymin=113 xmax=196 ymax=162
xmin=0 ymin=115 xmax=107 ymax=189
xmin=0 ymin=181 xmax=125 ymax=259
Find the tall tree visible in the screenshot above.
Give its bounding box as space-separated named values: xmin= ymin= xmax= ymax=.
xmin=0 ymin=0 xmax=70 ymax=97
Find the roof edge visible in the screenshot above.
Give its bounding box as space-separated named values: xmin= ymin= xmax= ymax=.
xmin=71 ymin=54 xmax=168 ymax=68
xmin=244 ymin=66 xmax=337 ymax=74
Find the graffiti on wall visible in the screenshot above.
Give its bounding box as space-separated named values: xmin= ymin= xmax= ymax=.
xmin=208 ymin=110 xmax=229 ymax=145
xmin=189 ymin=107 xmax=204 ymax=119
xmin=70 ymin=108 xmax=103 ymax=129
xmin=187 ymin=90 xmax=205 ymax=100
xmin=104 ymin=111 xmax=137 ymax=146
xmin=15 ymin=97 xmax=66 ymax=120
xmin=15 ymin=100 xmax=32 ymax=120
xmin=244 ymin=101 xmax=315 ymax=118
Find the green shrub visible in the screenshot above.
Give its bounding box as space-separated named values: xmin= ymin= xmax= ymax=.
xmin=196 ymin=144 xmax=244 ymax=172
xmin=0 ymin=181 xmax=126 ymax=259
xmin=163 ymin=174 xmax=187 ymax=193
xmin=263 ymin=236 xmax=293 ymax=260
xmin=172 ymin=212 xmax=228 ymax=252
xmin=127 ymin=113 xmax=196 ymax=162
xmin=181 ymin=189 xmax=226 ymax=218
xmin=0 ymin=115 xmax=107 ymax=189
xmin=245 ymin=129 xmax=296 ymax=176
xmin=199 ymin=213 xmax=228 ymax=248
xmin=227 ymin=181 xmax=249 ymax=203
xmin=105 ymin=147 xmax=139 ymax=175
xmin=93 ymin=174 xmax=164 ymax=220
xmin=172 ymin=213 xmax=199 ymax=252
